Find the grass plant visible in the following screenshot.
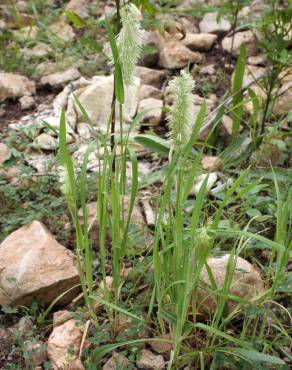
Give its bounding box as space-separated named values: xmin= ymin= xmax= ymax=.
xmin=2 ymin=1 xmax=290 ymax=369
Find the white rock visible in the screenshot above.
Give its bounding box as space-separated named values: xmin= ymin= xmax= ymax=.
xmin=199 ymin=12 xmax=231 ymax=35
xmin=3 ymin=166 xmax=21 ymax=184
xmin=40 ymin=67 xmax=81 ymax=87
xmin=179 ymin=17 xmax=199 ymax=34
xmin=198 ymin=254 xmax=264 ymax=314
xmin=33 ymin=133 xmax=58 ymax=150
xmin=222 ymin=31 xmax=258 ymax=56
xmin=24 ymin=152 xmax=56 ymax=173
xmin=0 ymin=72 xmax=35 ymax=101
xmin=138 ymin=98 xmax=163 ymax=125
xmin=13 ymin=26 xmax=38 ymax=40
xmin=24 ymin=341 xmax=47 ymax=367
xmin=20 ymin=95 xmax=35 ymax=110
xmin=0 ymin=221 xmax=80 ymax=307
xmin=140 ymin=198 xmax=156 ymax=227
xmin=10 ymin=316 xmax=34 ymax=338
xmin=137 ymin=349 xmax=165 ymax=369
xmin=103 ymin=353 xmax=129 ymax=370
xmin=280 ymin=68 xmax=292 ymax=84
xmin=199 ymin=64 xmax=216 ymax=75
xmin=23 ymin=43 xmax=52 ymax=59
xmin=16 ymin=0 xmax=28 ymax=12
xmin=49 ymin=21 xmax=75 ymax=43
xmin=240 ymin=65 xmax=266 ymax=113
xmin=135 ymin=66 xmax=166 ymax=88
xmin=0 ymin=143 xmax=11 ymax=165
xmin=158 ymin=38 xmax=202 ymax=69
xmin=139 ymin=85 xmax=163 ymax=100
xmin=36 ymin=56 xmax=82 ymax=77
xmin=140 ymin=31 xmax=160 ymax=67
xmin=148 ymin=333 xmax=173 ymax=354
xmin=247 ymin=55 xmax=265 ymax=66
xmin=52 ymin=310 xmax=74 ymax=328
xmin=273 ymin=81 xmax=292 ymax=116
xmin=191 ymin=172 xmax=218 ymax=195
xmin=230 ymin=137 xmax=252 ymax=159
xmin=0 ymin=20 xmax=6 ymax=29
xmin=77 ymin=122 xmax=92 ymax=139
xmin=36 ymin=61 xmax=59 ymax=77
xmin=37 ymin=114 xmax=74 ymax=136
xmin=66 ymin=0 xmax=89 ymax=19
xmin=221 ymin=114 xmax=243 ymax=136
xmin=183 ymin=33 xmax=218 ymax=51
xmin=210 ymin=178 xmax=234 ymax=195
xmin=66 ymin=75 xmax=140 ymax=131
xmin=202 ymin=156 xmax=223 ymax=171
xmin=47 ymin=318 xmax=85 ymax=370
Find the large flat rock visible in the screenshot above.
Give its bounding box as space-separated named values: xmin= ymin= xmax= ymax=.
xmin=0 ymin=221 xmax=80 ymax=307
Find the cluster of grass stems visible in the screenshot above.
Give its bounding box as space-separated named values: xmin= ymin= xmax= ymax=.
xmin=56 ymin=3 xmax=291 ymax=369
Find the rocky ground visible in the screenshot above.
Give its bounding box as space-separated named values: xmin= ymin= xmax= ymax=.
xmin=0 ymin=0 xmax=291 ymax=369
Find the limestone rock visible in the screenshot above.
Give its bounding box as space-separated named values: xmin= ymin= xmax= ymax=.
xmin=0 ymin=143 xmax=11 ymax=165
xmin=222 ymin=31 xmax=258 ymax=56
xmin=3 ymin=166 xmax=21 ymax=184
xmin=191 ymin=173 xmax=218 ymax=195
xmin=9 ymin=316 xmax=34 ymax=339
xmin=247 ymin=55 xmax=265 ymax=66
xmin=158 ymin=38 xmax=202 ymax=69
xmin=16 ymin=0 xmax=28 ymax=12
xmin=36 ymin=61 xmax=59 ymax=77
xmin=23 ymin=43 xmax=53 ymax=59
xmin=179 ymin=17 xmax=199 ymax=34
xmin=49 ymin=21 xmax=75 ymax=43
xmin=137 ymin=349 xmax=165 ymax=369
xmin=24 ymin=340 xmax=47 ymax=367
xmin=20 ymin=95 xmax=35 ymax=110
xmin=135 ymin=66 xmax=166 ymax=88
xmin=183 ymin=33 xmax=218 ymax=51
xmin=199 ymin=12 xmax=231 ymax=35
xmin=138 ymin=98 xmax=163 ymax=125
xmin=33 ymin=133 xmax=58 ymax=151
xmin=149 ymin=333 xmax=173 ymax=354
xmin=273 ymin=82 xmax=292 ymax=116
xmin=0 ymin=221 xmax=80 ymax=307
xmin=66 ymin=75 xmax=140 ymax=131
xmin=103 ymin=353 xmax=129 ymax=370
xmin=139 ymin=85 xmax=163 ymax=100
xmin=13 ymin=26 xmax=38 ymax=40
xmin=0 ymin=20 xmax=6 ymax=29
xmin=240 ymin=65 xmax=266 ymax=113
xmin=47 ymin=318 xmax=85 ymax=370
xmin=139 ymin=31 xmax=160 ymax=67
xmin=53 ymin=310 xmax=74 ymax=328
xmin=199 ymin=64 xmax=216 ymax=76
xmin=221 ymin=114 xmax=244 ymax=136
xmin=0 ymin=73 xmax=35 ymax=101
xmin=202 ymin=156 xmax=223 ymax=171
xmin=198 ymin=254 xmax=264 ymax=315
xmin=66 ymin=0 xmax=89 ymax=19
xmin=40 ymin=67 xmax=81 ymax=87
xmin=77 ymin=122 xmax=92 ymax=139
xmin=280 ymin=68 xmax=292 ymax=84
xmin=36 ymin=56 xmax=82 ymax=77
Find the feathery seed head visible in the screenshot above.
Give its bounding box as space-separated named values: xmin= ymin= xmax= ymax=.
xmin=167 ymin=70 xmax=195 ymax=153
xmin=117 ymin=3 xmax=144 ymax=85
